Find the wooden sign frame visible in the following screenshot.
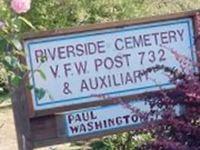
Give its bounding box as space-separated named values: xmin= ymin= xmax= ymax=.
xmin=22 ymin=10 xmax=200 ymax=118
xmin=12 ymin=10 xmax=200 ymax=150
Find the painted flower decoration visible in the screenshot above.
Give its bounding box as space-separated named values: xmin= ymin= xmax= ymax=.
xmin=11 ymin=0 xmax=31 ymax=14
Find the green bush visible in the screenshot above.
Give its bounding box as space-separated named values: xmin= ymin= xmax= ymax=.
xmin=24 ymin=0 xmax=200 ymax=30
xmin=90 ymin=132 xmax=153 ymax=150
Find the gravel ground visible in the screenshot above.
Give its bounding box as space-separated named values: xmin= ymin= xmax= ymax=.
xmin=0 ymin=104 xmax=90 ymax=150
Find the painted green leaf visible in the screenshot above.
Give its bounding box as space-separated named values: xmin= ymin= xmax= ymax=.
xmin=37 ymin=69 xmax=46 ymax=80
xmin=35 ymin=88 xmax=46 ymax=100
xmin=26 ymin=84 xmax=34 ymax=90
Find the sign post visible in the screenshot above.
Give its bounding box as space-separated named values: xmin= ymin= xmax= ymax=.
xmin=12 ymin=82 xmax=33 ymax=150
xmin=11 ymin=10 xmax=200 ymax=150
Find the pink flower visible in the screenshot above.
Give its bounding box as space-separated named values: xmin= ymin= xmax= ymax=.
xmin=11 ymin=0 xmax=31 ymax=14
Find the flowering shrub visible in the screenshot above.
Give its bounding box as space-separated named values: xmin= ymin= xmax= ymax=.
xmin=0 ymin=0 xmax=36 ymax=100
xmin=90 ymin=43 xmax=200 ymax=149
xmin=93 ymin=47 xmax=200 ymax=149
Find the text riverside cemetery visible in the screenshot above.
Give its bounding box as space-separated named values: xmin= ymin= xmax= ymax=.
xmin=35 ymin=29 xmax=184 ymax=62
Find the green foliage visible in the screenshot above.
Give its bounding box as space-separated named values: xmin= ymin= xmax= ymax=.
xmin=10 ymin=75 xmax=22 ymax=87
xmin=23 ymin=0 xmax=200 ymax=30
xmin=0 ymin=0 xmax=36 ymax=96
xmin=0 ymin=91 xmax=10 ymax=104
xmin=90 ymin=132 xmax=153 ymax=150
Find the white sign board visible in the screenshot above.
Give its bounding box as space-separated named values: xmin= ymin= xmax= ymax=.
xmin=64 ymin=100 xmax=181 ymax=137
xmin=24 ymin=18 xmax=195 ymax=111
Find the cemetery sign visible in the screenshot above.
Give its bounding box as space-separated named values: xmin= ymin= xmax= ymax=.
xmin=23 ymin=13 xmax=196 ymax=114
xmin=11 ymin=10 xmax=200 ymax=150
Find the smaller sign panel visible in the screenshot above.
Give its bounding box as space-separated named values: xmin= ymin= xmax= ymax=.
xmin=64 ymin=100 xmax=181 ymax=137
